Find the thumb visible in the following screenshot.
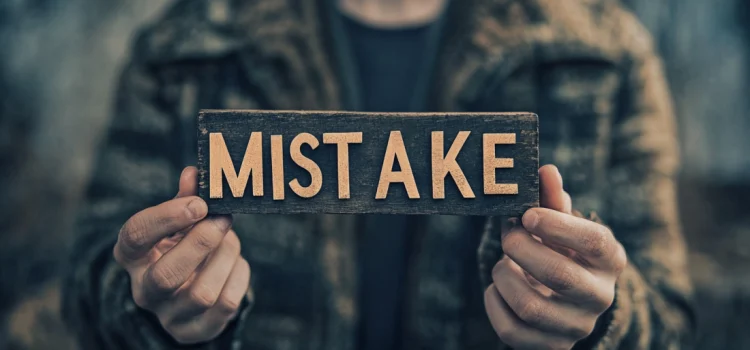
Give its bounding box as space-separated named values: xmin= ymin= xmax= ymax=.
xmin=164 ymin=167 xmax=201 ymax=243
xmin=176 ymin=166 xmax=199 ymax=198
xmin=539 ymin=165 xmax=571 ymax=214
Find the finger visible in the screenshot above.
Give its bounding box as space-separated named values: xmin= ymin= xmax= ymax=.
xmin=204 ymin=257 xmax=251 ymax=323
xmin=176 ymin=166 xmax=199 ymax=198
xmin=170 ymin=230 xmax=242 ymax=321
xmin=562 ymin=192 xmax=572 ymax=214
xmin=500 ymin=217 xmax=520 ymax=237
xmin=522 ymin=208 xmax=627 ymax=273
xmin=539 ymin=165 xmax=572 ymax=214
xmin=142 ymin=216 xmax=232 ymax=301
xmin=501 ymin=218 xmax=573 ymax=271
xmin=500 ymin=220 xmax=549 ymax=290
xmin=169 ymin=167 xmax=203 ymax=241
xmin=501 ymin=226 xmax=607 ymax=305
xmin=114 ymin=196 xmax=208 ymax=265
xmin=168 ymin=258 xmax=251 ymax=345
xmin=492 ymin=258 xmax=596 ymax=340
xmin=484 ymin=285 xmax=572 ymax=350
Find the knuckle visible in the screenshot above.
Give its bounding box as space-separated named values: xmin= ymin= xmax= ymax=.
xmin=187 ymin=284 xmax=219 ymax=310
xmin=119 ymin=219 xmax=149 ymax=251
xmin=516 ymin=297 xmax=544 ymax=326
xmin=496 ymin=325 xmax=521 ymax=346
xmin=612 ymin=244 xmax=628 ymax=273
xmin=146 ymin=265 xmax=182 ymax=294
xmin=545 ymin=261 xmax=580 ymax=292
xmin=602 ymin=286 xmax=616 ymax=309
xmin=591 ymin=286 xmax=615 ymax=311
xmin=566 ymin=322 xmax=593 ymax=341
xmin=501 ymin=232 xmax=525 ymax=256
xmin=191 ymin=230 xmax=220 ymax=254
xmin=131 ymin=287 xmax=150 ymax=309
xmin=491 ymin=258 xmax=509 ymax=282
xmin=216 ymin=295 xmax=242 ymax=314
xmin=225 ymin=233 xmax=242 ymax=256
xmin=582 ymin=227 xmax=612 ymax=258
xmin=573 ymin=320 xmax=597 ymax=340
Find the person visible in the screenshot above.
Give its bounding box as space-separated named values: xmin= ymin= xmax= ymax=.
xmin=63 ymin=0 xmax=694 ymax=348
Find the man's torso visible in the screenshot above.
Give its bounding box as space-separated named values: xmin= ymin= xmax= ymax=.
xmin=126 ymin=0 xmax=632 ymax=348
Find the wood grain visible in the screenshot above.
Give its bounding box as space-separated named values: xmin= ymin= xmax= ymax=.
xmin=198 ymin=110 xmax=539 ymax=216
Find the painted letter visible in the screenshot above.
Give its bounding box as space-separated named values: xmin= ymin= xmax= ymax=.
xmin=323 ymin=132 xmax=363 ymax=199
xmin=376 ymin=131 xmax=420 ymax=199
xmin=289 ymin=133 xmax=323 ymax=198
xmin=210 ymin=132 xmax=263 ymax=198
xmin=271 ymin=135 xmax=285 ymax=200
xmin=431 ymin=131 xmax=475 ymax=199
xmin=483 ymin=133 xmax=518 ymax=195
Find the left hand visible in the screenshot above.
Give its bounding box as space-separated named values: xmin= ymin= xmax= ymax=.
xmin=484 ymin=165 xmax=628 ymax=349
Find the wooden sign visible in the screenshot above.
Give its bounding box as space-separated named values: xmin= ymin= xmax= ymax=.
xmin=197 ymin=110 xmax=539 ymax=216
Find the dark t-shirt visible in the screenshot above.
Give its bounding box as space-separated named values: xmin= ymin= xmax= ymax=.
xmin=343 ymin=16 xmax=434 ymax=112
xmin=341 ymin=13 xmax=443 ymax=350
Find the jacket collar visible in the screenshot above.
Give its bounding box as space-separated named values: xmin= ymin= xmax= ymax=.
xmin=135 ymin=0 xmax=629 ymax=111
xmin=430 ymin=0 xmax=629 ymax=111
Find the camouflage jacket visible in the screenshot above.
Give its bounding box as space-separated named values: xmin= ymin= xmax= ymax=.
xmin=63 ymin=0 xmax=694 ymax=349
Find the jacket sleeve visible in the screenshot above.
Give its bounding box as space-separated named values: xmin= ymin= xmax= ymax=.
xmin=61 ymin=60 xmax=252 ymax=349
xmin=577 ymin=8 xmax=695 ymax=350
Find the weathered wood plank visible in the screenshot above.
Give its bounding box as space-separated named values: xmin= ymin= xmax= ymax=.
xmin=197 ymin=110 xmax=538 ymax=216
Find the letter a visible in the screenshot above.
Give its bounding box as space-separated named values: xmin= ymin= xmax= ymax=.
xmin=376 ymin=131 xmax=420 ymax=199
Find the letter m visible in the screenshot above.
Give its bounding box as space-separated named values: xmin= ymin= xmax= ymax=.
xmin=209 ymin=132 xmax=263 ymax=198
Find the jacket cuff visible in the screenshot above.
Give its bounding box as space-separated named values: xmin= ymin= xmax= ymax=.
xmin=570 ymin=211 xmax=641 ymax=349
xmin=574 ymin=264 xmax=644 ymax=349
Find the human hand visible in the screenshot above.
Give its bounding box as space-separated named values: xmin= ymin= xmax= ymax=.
xmin=113 ymin=166 xmax=250 ymax=344
xmin=484 ymin=165 xmax=627 ymax=349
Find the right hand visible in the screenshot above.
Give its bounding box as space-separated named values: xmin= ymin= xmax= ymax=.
xmin=113 ymin=166 xmax=251 ymax=344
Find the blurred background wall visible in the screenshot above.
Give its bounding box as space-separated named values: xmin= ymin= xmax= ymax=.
xmin=0 ymin=0 xmax=748 ymax=348
xmin=624 ymin=1 xmax=750 ymax=347
xmin=0 ymin=1 xmax=171 ymax=348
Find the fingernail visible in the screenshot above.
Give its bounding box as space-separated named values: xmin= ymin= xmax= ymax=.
xmin=500 ymin=217 xmax=520 ymax=238
xmin=186 ymin=199 xmax=208 ymax=220
xmin=211 ymin=215 xmax=233 ymax=232
xmin=523 ymin=210 xmax=540 ymax=230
